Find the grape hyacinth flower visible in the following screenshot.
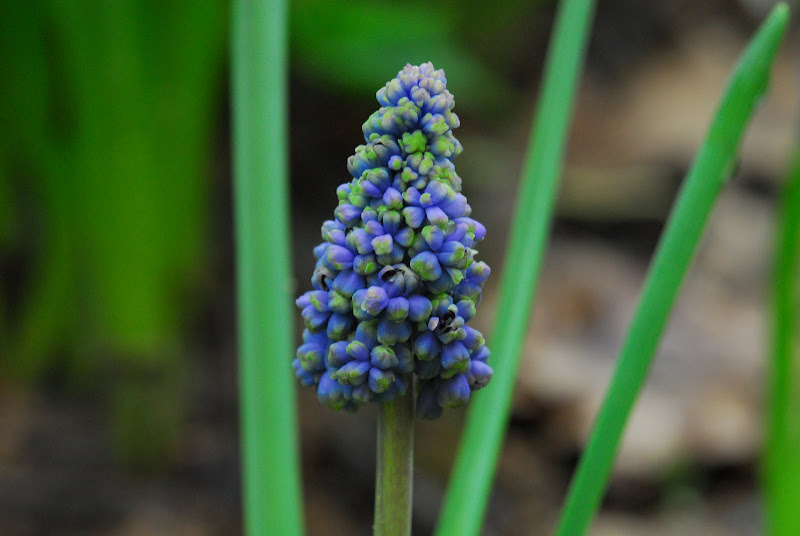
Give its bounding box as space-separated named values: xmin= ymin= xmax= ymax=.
xmin=294 ymin=62 xmax=492 ymax=418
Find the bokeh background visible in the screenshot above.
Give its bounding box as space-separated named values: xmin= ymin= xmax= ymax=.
xmin=1 ymin=1 xmax=798 ymax=534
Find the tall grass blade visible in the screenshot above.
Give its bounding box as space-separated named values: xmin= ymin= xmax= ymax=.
xmin=765 ymin=147 xmax=800 ymax=536
xmin=435 ymin=0 xmax=597 ymax=534
xmin=232 ymin=0 xmax=304 ymax=534
xmin=555 ymin=5 xmax=789 ymax=535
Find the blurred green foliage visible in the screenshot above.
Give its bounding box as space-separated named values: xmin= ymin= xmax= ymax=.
xmin=289 ymin=0 xmax=544 ymax=118
xmin=0 ymin=1 xmax=227 ymax=465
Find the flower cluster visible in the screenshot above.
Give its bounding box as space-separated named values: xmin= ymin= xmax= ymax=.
xmin=294 ymin=62 xmax=491 ymax=419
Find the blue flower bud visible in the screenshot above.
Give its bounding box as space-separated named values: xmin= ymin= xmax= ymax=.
xmin=362 ymin=286 xmax=389 ymax=316
xmin=327 ymin=313 xmax=354 ymax=341
xmin=370 ymin=345 xmax=399 ymax=369
xmin=332 ymin=270 xmax=364 ymax=298
xmin=377 ymin=318 xmax=412 ymax=345
xmin=353 ymin=254 xmax=379 ymax=275
xmin=335 ymin=203 xmax=361 ymax=225
xmin=355 ymin=319 xmax=379 ymax=347
xmin=328 ymin=340 xmax=351 ymax=368
xmin=334 ymin=360 xmax=372 ymax=386
xmin=408 ymin=295 xmax=432 ymax=322
xmin=369 ymin=368 xmax=396 ymax=394
xmin=371 ymin=234 xmax=393 ymax=255
xmin=402 ymin=206 xmax=425 ymax=228
xmin=327 ymin=245 xmax=355 ymax=270
xmin=385 ymin=297 xmax=410 ymax=321
xmin=436 ymin=375 xmax=470 ymax=408
xmin=293 ymin=359 xmax=318 ymax=386
xmin=455 ymin=299 xmax=476 ymax=322
xmin=302 ymin=304 xmax=329 ymax=332
xmin=461 ymin=326 xmax=485 ymax=350
xmin=346 ymin=340 xmax=371 ymax=362
xmin=467 ymin=360 xmax=493 ymax=390
xmin=413 ymin=331 xmax=441 ymax=361
xmin=441 ymin=341 xmax=470 ymax=372
xmin=318 ymin=372 xmax=354 ymax=410
xmin=425 ymin=206 xmax=449 ymax=228
xmin=297 ymin=341 xmax=327 ymax=372
xmin=410 ymin=251 xmax=442 ymax=281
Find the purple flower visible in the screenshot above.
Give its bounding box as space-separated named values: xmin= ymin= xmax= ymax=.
xmin=294 ymin=62 xmax=492 ymax=418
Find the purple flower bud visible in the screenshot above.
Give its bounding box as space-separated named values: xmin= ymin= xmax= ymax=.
xmin=318 ymin=372 xmax=354 ymax=410
xmin=334 ymin=360 xmax=372 ymax=386
xmin=295 ymin=292 xmax=313 ymax=309
xmin=346 ymin=340 xmax=370 ymax=362
xmin=383 ymin=187 xmax=403 ymax=209
xmin=334 ymin=203 xmax=361 ymax=225
xmin=441 ymin=341 xmax=470 ymax=372
xmin=410 ymin=251 xmax=442 ymax=281
xmin=472 ymin=345 xmax=490 ymax=362
xmin=385 ymin=297 xmax=410 ymax=321
xmin=467 ymin=360 xmax=493 ymax=390
xmin=321 ymin=219 xmax=347 ymax=242
xmin=349 ymin=228 xmax=374 ymax=254
xmin=421 ymin=181 xmax=449 ymax=207
xmin=327 ymin=313 xmax=354 ymax=341
xmin=436 ymin=241 xmax=466 ymax=267
xmin=327 ymin=245 xmax=355 ymax=270
xmin=382 ymin=210 xmax=403 ymax=235
xmin=377 ymin=318 xmax=412 ymax=345
xmin=332 ymin=270 xmax=364 ymax=298
xmin=403 ymin=206 xmax=425 ymax=228
xmin=441 ymin=194 xmax=470 ymax=219
xmin=297 ymin=341 xmax=326 ymax=372
xmin=376 ymin=243 xmax=405 ymax=266
xmin=425 ymin=206 xmax=449 ymax=228
xmin=461 ymin=326 xmax=485 ymax=350
xmin=353 ymin=254 xmax=379 ymax=275
xmin=361 ymin=286 xmax=389 ymax=316
xmin=413 ymin=331 xmax=441 ymax=361
xmin=295 ymin=63 xmax=491 ymax=416
xmin=421 ymin=225 xmax=444 ymax=251
xmin=302 ymin=304 xmax=329 ymax=332
xmin=455 ymin=299 xmax=476 ymax=322
xmin=307 ymin=290 xmax=329 ymax=312
xmin=327 ymin=291 xmax=351 ymax=315
xmin=408 ymin=295 xmax=432 ymax=322
xmin=355 ymin=319 xmax=379 ymax=348
xmin=369 ymin=368 xmax=396 ymax=394
xmin=293 ymin=359 xmax=318 ymax=386
xmin=370 ymin=345 xmax=399 ymax=369
xmin=394 ymin=226 xmax=415 ymax=248
xmin=388 ymin=155 xmax=404 ymax=170
xmin=436 ymin=374 xmax=470 ymax=408
xmin=328 ymin=341 xmax=351 ymax=368
xmin=371 ymin=234 xmax=394 ymax=256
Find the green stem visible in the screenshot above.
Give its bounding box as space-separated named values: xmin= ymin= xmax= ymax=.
xmin=764 ymin=149 xmax=800 ymax=536
xmin=374 ymin=387 xmax=415 ymax=536
xmin=435 ymin=0 xmax=596 ymax=533
xmin=232 ymin=0 xmax=304 ymax=534
xmin=555 ymin=5 xmax=789 ymax=536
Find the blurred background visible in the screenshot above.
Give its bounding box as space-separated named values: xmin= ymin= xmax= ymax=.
xmin=1 ymin=0 xmax=798 ymax=534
